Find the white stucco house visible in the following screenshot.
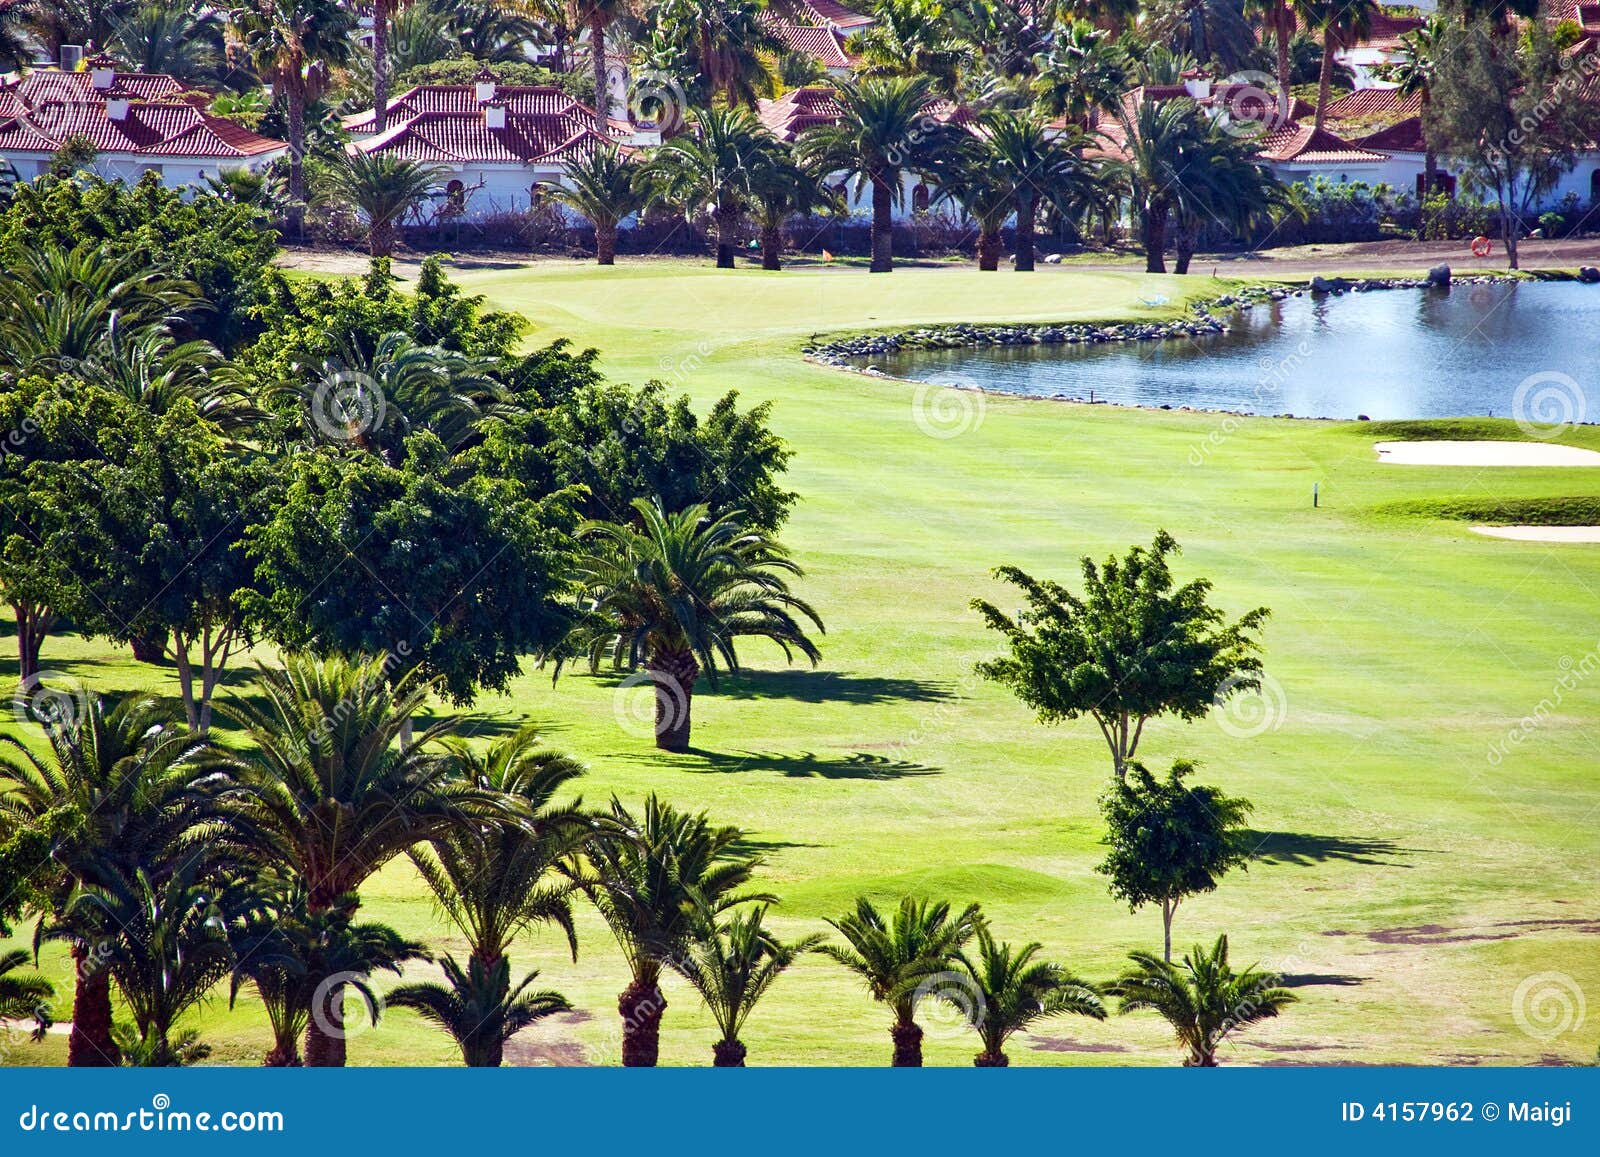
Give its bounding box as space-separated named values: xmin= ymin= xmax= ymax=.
xmin=0 ymin=55 xmax=287 ymax=185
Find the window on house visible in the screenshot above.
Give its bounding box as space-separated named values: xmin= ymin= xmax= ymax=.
xmin=446 ymin=179 xmax=465 ymax=209
xmin=911 ymin=183 xmax=929 ymax=214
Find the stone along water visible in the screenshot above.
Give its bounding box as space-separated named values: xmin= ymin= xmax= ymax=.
xmin=861 ymin=282 xmax=1600 ymax=420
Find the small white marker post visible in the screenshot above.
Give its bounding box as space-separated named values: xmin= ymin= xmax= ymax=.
xmin=1313 ymin=482 xmax=1319 ymax=508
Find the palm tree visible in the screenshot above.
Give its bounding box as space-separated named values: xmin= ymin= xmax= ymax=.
xmin=1244 ymin=0 xmax=1297 ymax=115
xmin=0 ymin=949 xmax=53 ymax=1041
xmin=949 ymin=922 xmax=1104 ymax=1066
xmin=1301 ymin=0 xmax=1375 ymax=131
xmin=1144 ymin=0 xmax=1259 ymax=72
xmin=1030 ymin=18 xmax=1128 ymax=127
xmin=1167 ymin=119 xmax=1289 ymax=273
xmin=545 ymin=146 xmax=647 ymax=265
xmin=1111 ymin=934 xmax=1297 ymax=1066
xmin=649 ymin=0 xmax=780 ymax=106
xmin=0 ymin=693 xmax=222 ymax=1067
xmin=109 ymin=1 xmax=224 ymax=84
xmin=746 ymin=141 xmax=833 ymax=271
xmin=229 ymin=883 xmax=423 ymax=1067
xmin=442 ymin=0 xmax=543 ymax=62
xmin=220 ymin=653 xmax=509 ymax=1065
xmin=15 ymin=0 xmax=136 ymax=56
xmin=584 ymin=0 xmax=633 ymax=120
xmin=796 ymin=76 xmax=956 ymax=272
xmin=644 ymin=107 xmax=771 ymax=269
xmin=411 ymin=726 xmax=589 ymax=971
xmin=672 ymin=902 xmax=822 ymax=1066
xmin=934 ymin=161 xmax=1014 ymax=271
xmin=1389 ymin=17 xmax=1443 ymax=194
xmin=577 ymin=795 xmax=766 ymax=1066
xmin=820 ymin=895 xmax=980 ymax=1066
xmin=389 ymin=955 xmax=571 ymax=1067
xmin=569 ymin=498 xmax=824 ymax=752
xmin=976 ymin=110 xmax=1099 ymax=271
xmin=847 ymin=0 xmax=972 ymax=95
xmin=1111 ymin=97 xmax=1204 ymax=273
xmin=227 ymin=0 xmax=357 ymax=235
xmin=323 ymin=152 xmax=448 ymax=258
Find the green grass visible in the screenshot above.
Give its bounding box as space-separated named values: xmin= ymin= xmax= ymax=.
xmin=7 ymin=259 xmax=1600 ymax=1068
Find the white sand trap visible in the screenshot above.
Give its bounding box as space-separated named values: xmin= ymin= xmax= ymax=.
xmin=1374 ymin=440 xmax=1600 ymax=466
xmin=1471 ymin=525 xmax=1600 ymax=542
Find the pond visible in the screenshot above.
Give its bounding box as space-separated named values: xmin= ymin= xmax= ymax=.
xmin=858 ymin=282 xmax=1600 ymax=421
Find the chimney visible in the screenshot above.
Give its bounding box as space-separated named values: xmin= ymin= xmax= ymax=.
xmin=1183 ymin=77 xmax=1211 ymax=100
xmin=87 ymin=53 xmax=117 ymax=90
xmin=60 ymin=45 xmax=84 ymax=71
xmin=474 ymin=65 xmax=497 ymax=105
xmin=484 ymin=100 xmax=507 ymax=130
xmin=107 ymin=97 xmax=131 ymax=121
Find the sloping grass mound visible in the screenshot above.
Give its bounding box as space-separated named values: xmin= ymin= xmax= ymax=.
xmin=1380 ymin=495 xmax=1600 ymax=525
xmin=1357 ymin=418 xmax=1536 ymax=442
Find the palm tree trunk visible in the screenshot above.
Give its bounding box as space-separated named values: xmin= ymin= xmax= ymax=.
xmin=869 ymin=172 xmax=894 ymax=273
xmin=1174 ymin=218 xmax=1195 ymax=275
xmin=597 ymin=219 xmax=617 ymax=265
xmin=973 ymin=1048 xmax=1009 ymax=1066
xmin=618 ymin=980 xmax=666 ymax=1067
xmin=760 ymin=221 xmax=783 ymax=270
xmin=890 ymin=1019 xmax=923 ymax=1066
xmin=263 ymin=1040 xmax=300 ymax=1067
xmin=1143 ymin=201 xmax=1168 ymax=274
xmin=1014 ymin=192 xmax=1036 ymax=271
xmin=647 ymin=650 xmax=698 ymax=751
xmin=1275 ymin=6 xmax=1292 ymax=119
xmin=67 ymin=946 xmax=119 ymax=1067
xmin=1314 ymin=30 xmax=1336 ymax=132
xmin=977 ymin=227 xmax=1000 ymax=271
xmin=712 ymin=1038 xmax=747 ymax=1066
xmin=714 ymin=205 xmax=739 ymax=269
xmin=287 ymin=83 xmax=307 ymax=239
xmin=372 ymin=0 xmax=392 ymax=133
xmin=304 ymin=993 xmax=347 ymax=1067
xmin=590 ymin=15 xmax=609 ymax=121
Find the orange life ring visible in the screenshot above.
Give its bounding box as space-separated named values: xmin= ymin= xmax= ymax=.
xmin=1471 ymin=235 xmax=1493 ymax=257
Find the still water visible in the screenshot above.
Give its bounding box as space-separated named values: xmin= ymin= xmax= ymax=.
xmin=860 ymin=282 xmax=1600 ymax=420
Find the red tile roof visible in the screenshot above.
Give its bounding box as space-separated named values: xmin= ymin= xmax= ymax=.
xmin=350 ymin=87 xmax=624 ymax=165
xmin=768 ymin=19 xmax=855 ymax=68
xmin=758 ymin=86 xmax=846 ymax=141
xmin=1357 ymin=116 xmax=1426 ymax=153
xmin=1321 ymin=88 xmax=1422 ymax=122
xmin=1258 ymin=122 xmax=1389 ymax=164
xmin=10 ymin=68 xmax=190 ymax=106
xmin=1353 ymin=9 xmax=1425 ymax=49
xmin=778 ymin=0 xmax=874 ymax=29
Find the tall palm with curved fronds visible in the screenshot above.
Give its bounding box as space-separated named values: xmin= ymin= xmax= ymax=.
xmin=976 ymin=110 xmax=1099 ymax=271
xmin=441 ymin=0 xmax=543 ymax=62
xmin=1299 ymin=0 xmax=1374 ymax=130
xmin=583 ymin=0 xmax=634 ymax=120
xmin=1144 ymin=0 xmax=1258 ymax=72
xmin=647 ymin=0 xmax=780 ymax=106
xmin=569 ymin=498 xmax=824 ymax=752
xmin=228 ymin=882 xmax=424 ymax=1066
xmin=746 ymin=139 xmax=832 ymax=271
xmin=0 ymin=949 xmax=53 ymax=1041
xmin=1243 ymin=0 xmax=1297 ymax=115
xmin=0 ymin=243 xmax=199 ymax=378
xmin=1167 ymin=118 xmax=1289 ymax=273
xmin=820 ymin=895 xmax=980 ymax=1066
xmin=389 ymin=955 xmax=570 ymax=1067
xmin=323 ymin=152 xmax=449 ymax=257
xmin=227 ymin=0 xmax=356 ymax=234
xmin=545 ymin=146 xmax=647 ymax=265
xmin=109 ymin=1 xmax=225 ymax=85
xmin=673 ymin=902 xmax=822 ymax=1066
xmin=643 ymin=106 xmax=771 ymax=269
xmin=1030 ymin=18 xmax=1128 ymax=126
xmin=950 ymin=921 xmax=1105 ymax=1066
xmin=288 ymin=331 xmax=510 ymax=462
xmin=796 ymin=76 xmax=956 ymax=272
xmin=0 ymin=693 xmax=223 ymax=1067
xmin=411 ymin=725 xmax=589 ymax=970
xmin=220 ymin=653 xmax=510 ymax=1065
xmin=577 ymin=794 xmax=767 ymax=1066
xmin=934 ymin=160 xmax=1015 ymax=271
xmin=1111 ymin=933 xmax=1297 ymax=1066
xmin=1387 ymin=17 xmax=1444 ymax=193
xmin=847 ymin=0 xmax=972 ymax=95
xmin=1110 ymin=97 xmax=1204 ymax=273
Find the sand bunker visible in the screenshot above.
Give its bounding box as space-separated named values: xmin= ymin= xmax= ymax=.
xmin=1374 ymin=440 xmax=1600 ymax=466
xmin=1471 ymin=525 xmax=1600 ymax=542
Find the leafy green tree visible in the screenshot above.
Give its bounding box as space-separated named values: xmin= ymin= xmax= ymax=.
xmin=577 ymin=795 xmax=766 ymax=1066
xmin=644 ymin=106 xmax=772 ymax=269
xmin=672 ymin=902 xmax=823 ymax=1066
xmin=242 ymin=438 xmax=576 ymax=706
xmin=569 ymin=498 xmax=823 ymax=751
xmin=389 ymin=955 xmax=571 ymax=1067
xmin=973 ymin=530 xmax=1270 ymax=779
xmin=228 ymin=883 xmax=424 ymax=1067
xmin=0 ymin=949 xmax=53 ymax=1040
xmin=797 ymin=76 xmax=957 ymax=272
xmin=1098 ymin=759 xmax=1253 ymax=960
xmin=0 ymin=693 xmax=224 ymax=1066
xmin=544 ymin=146 xmax=647 ymax=265
xmin=950 ymin=921 xmax=1105 ymax=1066
xmin=220 ymin=654 xmax=508 ymax=1064
xmin=1111 ymin=934 xmax=1296 ymax=1066
xmin=229 ymin=0 xmax=357 ymax=234
xmin=820 ymin=895 xmax=980 ymax=1066
xmin=323 ymin=153 xmax=449 ymax=257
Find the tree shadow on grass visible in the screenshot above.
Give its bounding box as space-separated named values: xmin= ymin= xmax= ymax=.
xmin=1280 ymin=973 xmax=1367 ymax=988
xmin=711 ymin=669 xmax=956 ymax=706
xmin=1242 ymin=830 xmax=1422 ymax=867
xmin=623 ymin=748 xmax=940 ymax=781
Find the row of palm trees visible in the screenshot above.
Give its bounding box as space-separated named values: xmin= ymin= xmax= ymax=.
xmin=0 ymin=662 xmax=1293 ymax=1067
